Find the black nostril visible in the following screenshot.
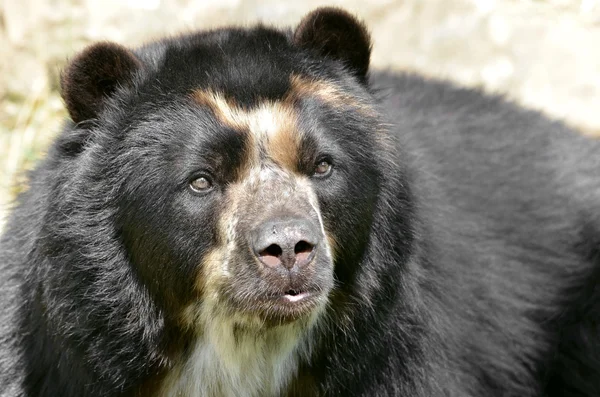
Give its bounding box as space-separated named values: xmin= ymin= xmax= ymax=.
xmin=258 ymin=244 xmax=283 ymax=268
xmin=294 ymin=240 xmax=313 ymax=255
xmin=261 ymin=244 xmax=283 ymax=258
xmin=294 ymin=240 xmax=314 ymax=266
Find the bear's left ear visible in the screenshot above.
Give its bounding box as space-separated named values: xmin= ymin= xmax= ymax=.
xmin=293 ymin=7 xmax=372 ymax=82
xmin=60 ymin=42 xmax=141 ymax=124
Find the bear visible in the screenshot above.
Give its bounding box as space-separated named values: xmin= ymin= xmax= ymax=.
xmin=1 ymin=6 xmax=600 ymax=397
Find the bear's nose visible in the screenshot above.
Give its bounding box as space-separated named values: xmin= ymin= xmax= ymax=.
xmin=252 ymin=217 xmax=320 ymax=270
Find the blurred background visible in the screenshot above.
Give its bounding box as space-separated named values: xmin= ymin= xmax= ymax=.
xmin=1 ymin=0 xmax=600 ymax=228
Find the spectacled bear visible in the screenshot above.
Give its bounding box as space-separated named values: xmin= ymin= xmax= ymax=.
xmin=1 ymin=7 xmax=599 ymax=397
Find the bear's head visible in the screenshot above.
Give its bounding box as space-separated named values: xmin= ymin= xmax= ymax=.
xmin=56 ymin=8 xmax=384 ymax=365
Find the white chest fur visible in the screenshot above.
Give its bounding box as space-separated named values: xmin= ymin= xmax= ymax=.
xmin=159 ymin=320 xmax=308 ymax=397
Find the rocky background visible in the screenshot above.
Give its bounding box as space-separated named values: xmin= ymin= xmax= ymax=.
xmin=1 ymin=0 xmax=600 ymax=228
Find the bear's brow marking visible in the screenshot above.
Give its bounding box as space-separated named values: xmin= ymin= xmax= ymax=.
xmin=191 ymin=74 xmax=374 ymax=121
xmin=190 ymin=74 xmax=375 ymax=173
xmin=288 ymin=75 xmax=375 ymax=115
xmin=190 ymin=87 xmax=300 ymax=172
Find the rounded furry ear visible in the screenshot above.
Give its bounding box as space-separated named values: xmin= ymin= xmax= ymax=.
xmin=293 ymin=7 xmax=371 ymax=82
xmin=60 ymin=43 xmax=141 ymax=123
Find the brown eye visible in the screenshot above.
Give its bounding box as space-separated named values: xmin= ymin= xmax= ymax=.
xmin=313 ymin=159 xmax=333 ymax=177
xmin=189 ymin=176 xmax=213 ymax=193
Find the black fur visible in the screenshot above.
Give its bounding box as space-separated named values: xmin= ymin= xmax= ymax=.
xmin=293 ymin=7 xmax=372 ymax=82
xmin=1 ymin=7 xmax=599 ymax=397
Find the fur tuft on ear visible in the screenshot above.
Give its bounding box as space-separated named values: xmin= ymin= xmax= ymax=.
xmin=293 ymin=7 xmax=372 ymax=82
xmin=60 ymin=42 xmax=141 ymax=123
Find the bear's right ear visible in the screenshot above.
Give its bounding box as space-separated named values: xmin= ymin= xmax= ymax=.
xmin=60 ymin=43 xmax=141 ymax=124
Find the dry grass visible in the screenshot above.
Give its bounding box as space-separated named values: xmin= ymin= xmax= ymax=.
xmin=2 ymin=86 xmax=64 ymax=190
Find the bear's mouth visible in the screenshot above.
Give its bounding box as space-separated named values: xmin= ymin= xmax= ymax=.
xmin=282 ymin=289 xmax=311 ymax=302
xmin=274 ymin=287 xmax=317 ymax=307
xmin=242 ymin=287 xmax=324 ymax=326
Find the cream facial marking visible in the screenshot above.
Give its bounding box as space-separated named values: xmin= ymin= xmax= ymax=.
xmin=191 ymin=89 xmax=300 ymax=171
xmin=289 ymin=74 xmax=374 ymax=115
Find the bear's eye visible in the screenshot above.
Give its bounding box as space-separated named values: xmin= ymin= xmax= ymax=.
xmin=189 ymin=176 xmax=213 ymax=194
xmin=313 ymin=159 xmax=333 ymax=178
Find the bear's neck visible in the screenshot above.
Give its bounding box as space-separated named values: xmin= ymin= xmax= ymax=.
xmin=158 ymin=318 xmax=312 ymax=397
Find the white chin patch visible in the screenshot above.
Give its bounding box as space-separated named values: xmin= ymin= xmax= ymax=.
xmin=159 ymin=303 xmax=323 ymax=397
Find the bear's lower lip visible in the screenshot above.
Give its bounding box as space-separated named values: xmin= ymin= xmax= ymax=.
xmin=282 ymin=290 xmax=311 ymax=303
xmin=251 ymin=290 xmax=321 ymax=326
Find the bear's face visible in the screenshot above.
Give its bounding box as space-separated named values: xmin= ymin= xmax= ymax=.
xmin=113 ymin=76 xmax=381 ymax=333
xmin=118 ymin=87 xmax=339 ymax=329
xmin=59 ymin=9 xmax=380 ymax=338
